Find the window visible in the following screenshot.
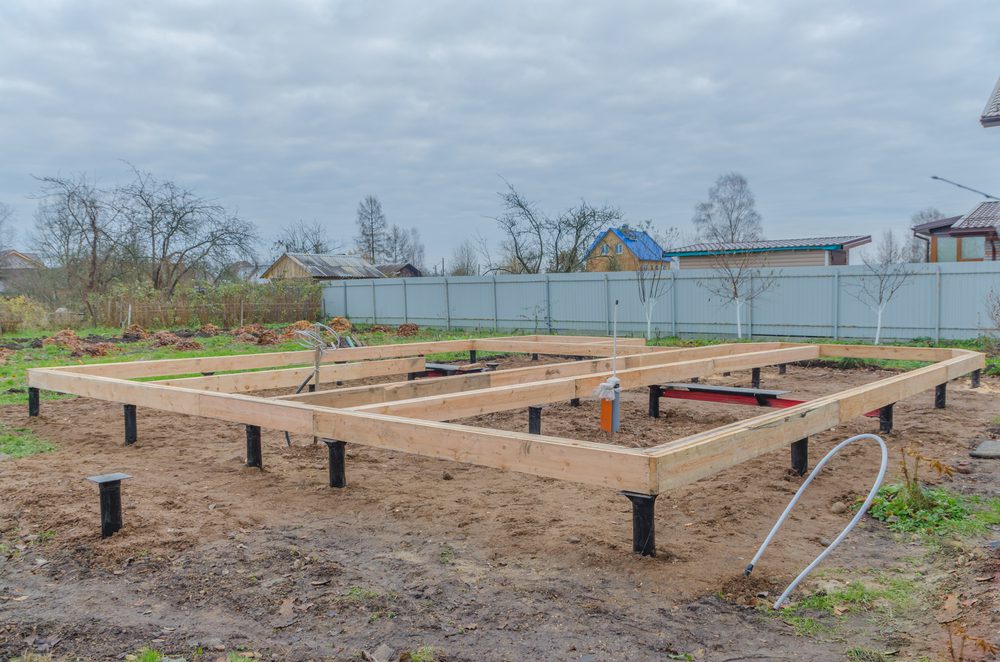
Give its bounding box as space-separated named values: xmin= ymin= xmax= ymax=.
xmin=936 ymin=237 xmax=957 ymax=262
xmin=961 ymin=236 xmax=985 ymax=260
xmin=615 ymin=244 xmax=623 ymax=254
xmin=600 ymin=244 xmax=609 ymax=255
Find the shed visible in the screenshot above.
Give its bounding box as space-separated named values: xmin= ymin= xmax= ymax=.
xmin=376 ymin=263 xmax=423 ymax=278
xmin=913 ymin=202 xmax=1000 ymax=262
xmin=666 ymin=236 xmax=871 ymax=269
xmin=262 ymin=253 xmax=385 ymax=280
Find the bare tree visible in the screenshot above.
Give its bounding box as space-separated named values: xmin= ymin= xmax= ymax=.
xmin=405 ymin=228 xmax=426 ymax=269
xmin=692 ymin=172 xmax=763 ymax=243
xmin=908 ymin=207 xmax=947 ymax=263
xmin=0 ymin=202 xmax=14 ymax=249
xmin=849 ymin=229 xmax=913 ymax=344
xmin=116 ymin=167 xmax=258 ymax=294
xmin=272 ymin=220 xmax=338 ymax=258
xmin=32 ymin=174 xmax=125 ymax=320
xmin=698 ymin=252 xmax=778 ymax=339
xmin=449 ymin=240 xmax=480 ymax=276
xmin=487 ymin=180 xmax=622 ymax=274
xmin=355 ymin=194 xmax=387 ymax=264
xmin=635 ymin=262 xmax=673 ymax=340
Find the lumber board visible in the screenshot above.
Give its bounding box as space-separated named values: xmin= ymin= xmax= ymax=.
xmin=158 ymin=357 xmax=425 ymax=392
xmin=351 ymin=346 xmax=820 ymax=420
xmin=472 ymin=339 xmax=652 ymax=357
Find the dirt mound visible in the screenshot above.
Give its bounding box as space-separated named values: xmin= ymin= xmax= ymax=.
xmin=280 ymin=320 xmax=314 ymax=339
xmin=151 ymin=331 xmax=181 ymax=347
xmin=173 ymin=339 xmax=203 ymax=351
xmin=397 ymin=323 xmax=419 ymax=337
xmin=71 ymin=342 xmax=117 ymax=358
xmin=196 ymin=323 xmax=221 ymax=337
xmin=717 ymin=573 xmax=784 ymax=608
xmin=0 ymin=347 xmax=15 ymax=363
xmin=233 ymin=324 xmax=278 ymax=345
xmin=368 ymin=324 xmax=393 ymax=333
xmin=121 ymin=324 xmax=148 ymax=341
xmin=328 ymin=316 xmax=352 ymax=332
xmin=43 ymin=329 xmax=81 ymax=350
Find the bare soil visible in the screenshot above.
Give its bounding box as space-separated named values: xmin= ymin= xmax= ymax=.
xmin=1 ymin=360 xmax=998 ymax=661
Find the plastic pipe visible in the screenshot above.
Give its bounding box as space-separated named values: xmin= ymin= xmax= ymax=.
xmin=744 ymin=433 xmax=888 ymax=609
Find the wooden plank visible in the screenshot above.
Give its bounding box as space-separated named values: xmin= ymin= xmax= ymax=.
xmin=473 ymin=338 xmax=654 ymax=356
xmin=352 ymin=346 xmax=820 ymax=421
xmin=58 ymin=340 xmax=475 ymax=378
xmin=814 ymin=343 xmax=952 ymax=362
xmin=158 ymin=357 xmax=425 ymax=393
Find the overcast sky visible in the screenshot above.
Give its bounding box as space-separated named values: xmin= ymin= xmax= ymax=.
xmin=1 ymin=1 xmax=998 ymax=268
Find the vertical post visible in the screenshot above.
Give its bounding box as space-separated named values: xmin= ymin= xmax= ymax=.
xmin=531 ymin=353 xmax=538 ymax=361
xmin=747 ymin=272 xmax=753 ymax=340
xmin=934 ymin=266 xmax=942 ymax=343
xmin=123 ymin=404 xmax=137 ymax=446
xmin=323 ymin=439 xmax=346 ymax=488
xmin=371 ymin=281 xmax=377 ymax=324
xmin=492 ymin=276 xmax=499 ymax=332
xmin=87 ymin=473 xmax=131 ymax=539
xmin=622 ymin=492 xmax=657 ymax=557
xmin=28 ymin=387 xmax=39 ymax=417
xmin=832 ymin=271 xmax=840 ymax=340
xmin=402 ymin=279 xmax=408 ymax=324
xmin=246 ymin=425 xmax=262 ymax=469
xmin=570 ymin=397 xmax=580 ymax=407
xmin=545 ymin=273 xmax=552 ymax=334
xmin=343 ymin=282 xmax=348 ymax=319
xmin=407 ymin=372 xmax=417 ymax=381
xmin=604 ymin=274 xmax=611 ymax=335
xmin=751 ymin=367 xmax=761 ymax=389
xmin=469 ymin=349 xmax=477 ymax=364
xmin=879 ymin=404 xmax=894 ymax=434
xmin=528 ymin=406 xmax=542 ymax=435
xmin=790 ymin=438 xmax=808 ymax=476
xmin=934 ymin=383 xmax=946 ymax=409
xmin=444 ymin=277 xmax=451 ymax=330
xmin=778 ymin=363 xmax=787 ymax=375
xmin=971 ymin=369 xmax=981 ymax=389
xmin=648 ymin=385 xmax=660 ymax=418
xmin=671 ymin=270 xmax=678 ymax=338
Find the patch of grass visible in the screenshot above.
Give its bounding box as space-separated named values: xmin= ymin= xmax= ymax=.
xmin=131 ymin=649 xmax=163 ymax=662
xmin=795 ymin=579 xmax=917 ymax=616
xmin=845 ymin=647 xmax=892 ymax=662
xmin=438 ymin=547 xmax=454 ymax=565
xmin=868 ymin=483 xmax=1000 ymax=537
xmin=409 ymin=647 xmax=438 ymax=662
xmin=0 ymin=423 xmax=53 ymax=458
xmin=227 ymin=653 xmax=258 ymax=662
xmin=782 ymin=613 xmax=826 ymax=637
xmin=344 ymin=586 xmax=381 ymax=601
xmin=10 ymin=653 xmax=55 ymax=662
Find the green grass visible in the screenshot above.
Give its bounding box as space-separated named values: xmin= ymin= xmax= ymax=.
xmin=868 ymin=483 xmax=1000 ymax=537
xmin=132 ymin=648 xmax=163 ymax=662
xmin=845 ymin=647 xmax=893 ymax=662
xmin=344 ymin=586 xmax=381 ymax=601
xmin=409 ymin=647 xmax=438 ymax=662
xmin=0 ymin=423 xmax=53 ymax=458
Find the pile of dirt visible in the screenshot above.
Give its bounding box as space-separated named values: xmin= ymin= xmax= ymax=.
xmin=121 ymin=324 xmax=148 ymax=341
xmin=0 ymin=347 xmax=15 ymax=363
xmin=717 ymin=573 xmax=784 ymax=608
xmin=42 ymin=329 xmax=81 ymax=350
xmin=232 ymin=324 xmax=278 ymax=345
xmin=397 ymin=323 xmax=419 ymax=337
xmin=173 ymin=339 xmax=203 ymax=351
xmin=196 ymin=323 xmax=221 ymax=337
xmin=328 ymin=316 xmax=352 ymax=332
xmin=280 ymin=320 xmax=314 ymax=339
xmin=71 ymin=342 xmax=116 ymax=358
xmin=368 ymin=324 xmax=393 ymax=333
xmin=150 ymin=331 xmax=182 ymax=347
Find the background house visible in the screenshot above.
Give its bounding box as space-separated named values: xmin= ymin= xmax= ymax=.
xmin=913 ymin=201 xmax=1000 ymax=262
xmin=0 ymin=249 xmax=45 ymax=292
xmin=375 ymin=262 xmax=423 ymax=278
xmin=666 ymin=236 xmax=871 ymax=269
xmin=262 ymin=253 xmax=385 ymax=281
xmin=585 ymin=228 xmax=672 ymax=272
xmin=982 ymin=76 xmax=1000 ymax=127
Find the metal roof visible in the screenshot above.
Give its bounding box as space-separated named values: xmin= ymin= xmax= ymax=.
xmin=666 ymin=236 xmax=871 ymax=256
xmin=952 ymin=201 xmax=1000 ymax=230
xmin=268 ymin=253 xmax=385 ymax=279
xmin=587 ymin=228 xmax=671 ymax=261
xmin=911 ymin=215 xmax=961 ymax=234
xmin=982 ymin=76 xmax=1000 ymax=128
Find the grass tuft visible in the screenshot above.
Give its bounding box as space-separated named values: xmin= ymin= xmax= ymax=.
xmin=868 ymin=484 xmax=1000 ymax=537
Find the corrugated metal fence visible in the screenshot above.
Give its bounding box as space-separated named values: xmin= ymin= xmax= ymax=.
xmin=322 ymin=262 xmax=1000 ymax=341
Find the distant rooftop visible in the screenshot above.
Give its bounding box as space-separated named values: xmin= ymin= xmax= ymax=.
xmin=666 ymin=236 xmax=871 ymax=256
xmin=952 ymin=200 xmax=1000 ymax=231
xmin=982 ymin=76 xmax=1000 ymax=128
xmin=587 ymin=228 xmax=671 ymax=261
xmin=265 ymin=253 xmax=385 ymax=279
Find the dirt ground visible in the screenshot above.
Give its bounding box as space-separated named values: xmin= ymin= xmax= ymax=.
xmin=1 ymin=358 xmax=999 ymax=661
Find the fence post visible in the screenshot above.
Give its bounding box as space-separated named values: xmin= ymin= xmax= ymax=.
xmin=748 ymin=272 xmax=754 ymax=340
xmin=371 ymin=281 xmax=377 ymax=324
xmin=343 ymin=282 xmax=348 ymax=318
xmin=671 ymin=271 xmax=678 ymax=337
xmin=402 ymin=279 xmax=408 ymax=324
xmin=239 ymin=300 xmax=244 ymax=327
xmin=492 ymin=276 xmax=498 ymax=331
xmin=604 ymin=274 xmax=611 ymax=335
xmin=444 ymin=277 xmax=451 ymax=330
xmin=934 ymin=266 xmax=942 ymax=342
xmin=545 ymin=274 xmax=552 ymax=334
xmin=832 ymin=271 xmax=840 ymax=340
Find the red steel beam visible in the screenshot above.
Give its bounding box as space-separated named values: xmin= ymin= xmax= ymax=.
xmin=658 ymin=389 xmax=879 ymax=418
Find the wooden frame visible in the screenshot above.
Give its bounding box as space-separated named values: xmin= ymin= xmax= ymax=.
xmin=27 ymin=335 xmax=983 ymax=553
